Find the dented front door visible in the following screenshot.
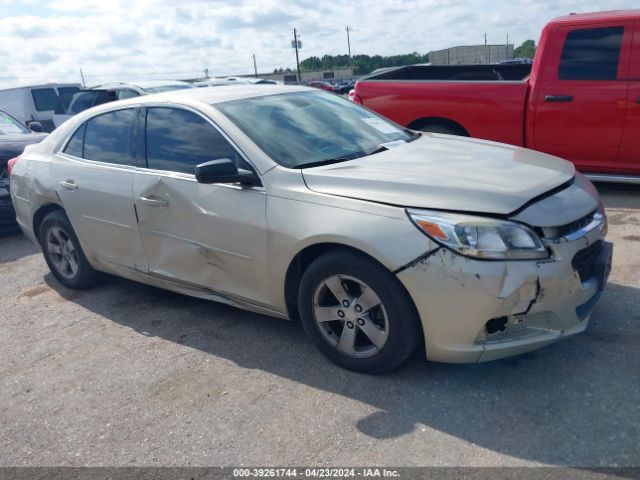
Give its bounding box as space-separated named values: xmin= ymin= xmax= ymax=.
xmin=133 ymin=105 xmax=269 ymax=305
xmin=133 ymin=171 xmax=268 ymax=304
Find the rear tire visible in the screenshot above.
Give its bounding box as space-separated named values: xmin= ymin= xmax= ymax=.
xmin=413 ymin=121 xmax=465 ymax=136
xmin=298 ymin=250 xmax=422 ymax=374
xmin=39 ymin=210 xmax=100 ymax=289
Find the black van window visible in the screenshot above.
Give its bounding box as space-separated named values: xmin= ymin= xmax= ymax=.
xmin=31 ymin=88 xmax=58 ymax=111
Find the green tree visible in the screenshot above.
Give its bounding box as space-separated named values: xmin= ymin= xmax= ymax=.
xmin=514 ymin=40 xmax=536 ymax=59
xmin=292 ymin=52 xmax=429 ymax=76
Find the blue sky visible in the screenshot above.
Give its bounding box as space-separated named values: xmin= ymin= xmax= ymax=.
xmin=0 ymin=0 xmax=637 ymax=88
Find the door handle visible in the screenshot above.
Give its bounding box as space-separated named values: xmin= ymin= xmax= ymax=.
xmin=138 ymin=196 xmax=168 ymax=207
xmin=545 ymin=95 xmax=573 ymax=102
xmin=60 ymin=180 xmax=77 ymax=191
xmin=637 ymin=96 xmax=640 ymax=104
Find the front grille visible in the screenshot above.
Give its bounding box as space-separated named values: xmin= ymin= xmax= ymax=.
xmin=556 ymin=210 xmax=597 ymax=238
xmin=572 ymin=241 xmax=602 ymax=283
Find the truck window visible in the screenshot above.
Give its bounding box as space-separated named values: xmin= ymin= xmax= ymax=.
xmin=30 ymin=88 xmax=59 ymax=111
xmin=559 ymin=27 xmax=624 ymax=81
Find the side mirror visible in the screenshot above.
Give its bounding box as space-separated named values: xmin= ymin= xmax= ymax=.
xmin=195 ymin=158 xmax=260 ymax=187
xmin=29 ymin=121 xmax=43 ymax=133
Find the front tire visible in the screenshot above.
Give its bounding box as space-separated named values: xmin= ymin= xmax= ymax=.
xmin=39 ymin=210 xmax=100 ymax=289
xmin=298 ymin=250 xmax=422 ymax=374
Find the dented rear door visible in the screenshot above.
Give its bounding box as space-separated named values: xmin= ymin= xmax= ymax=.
xmin=133 ymin=106 xmax=269 ymax=305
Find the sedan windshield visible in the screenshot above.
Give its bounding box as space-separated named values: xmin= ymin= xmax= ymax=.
xmin=216 ymin=91 xmax=414 ymax=168
xmin=0 ymin=110 xmax=29 ymax=135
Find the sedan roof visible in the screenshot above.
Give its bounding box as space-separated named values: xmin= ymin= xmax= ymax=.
xmin=119 ymin=84 xmax=312 ymax=105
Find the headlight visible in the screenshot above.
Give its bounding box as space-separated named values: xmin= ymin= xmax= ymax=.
xmin=407 ymin=209 xmax=549 ymax=260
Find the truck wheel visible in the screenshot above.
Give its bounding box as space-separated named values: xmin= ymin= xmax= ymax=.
xmin=298 ymin=250 xmax=422 ymax=374
xmin=412 ymin=121 xmax=467 ymax=136
xmin=39 ymin=210 xmax=101 ymax=289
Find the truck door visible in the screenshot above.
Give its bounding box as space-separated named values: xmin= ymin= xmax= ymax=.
xmin=533 ymin=23 xmax=632 ymax=172
xmin=618 ymin=21 xmax=640 ymax=174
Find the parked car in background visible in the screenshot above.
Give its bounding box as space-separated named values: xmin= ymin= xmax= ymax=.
xmin=334 ymin=81 xmax=352 ymax=94
xmin=0 ymin=109 xmax=47 ymax=233
xmin=0 ymin=83 xmax=81 ymax=133
xmin=350 ymin=10 xmax=640 ymax=181
xmin=10 ymin=86 xmax=611 ymax=373
xmin=53 ymin=81 xmax=196 ymax=128
xmin=93 ymin=80 xmax=195 ymax=96
xmin=194 ymin=77 xmax=278 ymax=87
xmin=499 ymin=57 xmax=534 ymax=64
xmin=53 ymin=89 xmax=119 ymax=128
xmin=308 ymin=81 xmax=337 ymax=92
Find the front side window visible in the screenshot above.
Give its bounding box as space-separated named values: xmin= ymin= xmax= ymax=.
xmin=31 ymin=88 xmax=58 ymax=112
xmin=559 ymin=27 xmax=624 ymax=80
xmin=216 ymin=91 xmax=414 ymax=168
xmin=83 ymin=108 xmax=135 ymax=165
xmin=145 ymin=107 xmax=242 ymax=174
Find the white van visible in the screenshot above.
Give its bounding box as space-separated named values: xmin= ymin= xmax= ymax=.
xmin=0 ymin=84 xmax=81 ymax=133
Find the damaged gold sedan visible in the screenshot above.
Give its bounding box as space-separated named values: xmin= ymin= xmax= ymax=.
xmin=9 ymin=86 xmax=612 ymax=373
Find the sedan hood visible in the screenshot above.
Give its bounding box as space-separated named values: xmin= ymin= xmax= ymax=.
xmin=302 ymin=134 xmax=575 ymax=215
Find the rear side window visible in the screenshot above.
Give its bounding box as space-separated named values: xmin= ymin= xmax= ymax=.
xmin=559 ymin=27 xmax=624 ymax=80
xmin=63 ymin=124 xmax=85 ymax=157
xmin=83 ymin=108 xmax=136 ymax=165
xmin=31 ymin=88 xmax=58 ymax=111
xmin=145 ymin=107 xmax=242 ymax=174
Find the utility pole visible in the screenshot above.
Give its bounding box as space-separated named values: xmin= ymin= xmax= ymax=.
xmin=252 ymin=54 xmax=258 ymax=78
xmin=506 ymin=33 xmax=509 ymax=60
xmin=484 ymin=33 xmax=489 ymax=64
xmin=80 ymin=68 xmax=85 ymax=87
xmin=345 ymin=26 xmax=353 ymax=76
xmin=292 ymin=28 xmax=302 ymax=82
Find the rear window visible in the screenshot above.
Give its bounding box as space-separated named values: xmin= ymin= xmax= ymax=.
xmin=57 ymin=87 xmax=81 ymax=112
xmin=559 ymin=27 xmax=624 ymax=80
xmin=31 ymin=88 xmax=58 ymax=111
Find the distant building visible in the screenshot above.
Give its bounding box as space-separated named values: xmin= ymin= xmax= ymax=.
xmin=429 ymin=44 xmax=514 ymax=65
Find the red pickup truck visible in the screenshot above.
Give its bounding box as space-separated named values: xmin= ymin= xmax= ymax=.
xmin=350 ymin=10 xmax=640 ymax=180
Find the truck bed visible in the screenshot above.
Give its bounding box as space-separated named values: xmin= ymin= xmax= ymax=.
xmin=354 ymin=64 xmax=531 ymax=146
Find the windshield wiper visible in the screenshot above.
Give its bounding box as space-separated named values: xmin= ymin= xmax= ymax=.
xmin=294 ymin=157 xmax=353 ymax=169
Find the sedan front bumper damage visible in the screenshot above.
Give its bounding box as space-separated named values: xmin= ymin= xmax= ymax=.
xmin=396 ymin=229 xmax=612 ymax=364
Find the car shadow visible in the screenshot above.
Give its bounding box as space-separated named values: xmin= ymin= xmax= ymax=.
xmin=595 ymin=182 xmax=640 ymax=210
xmin=43 ymin=271 xmax=640 ymax=468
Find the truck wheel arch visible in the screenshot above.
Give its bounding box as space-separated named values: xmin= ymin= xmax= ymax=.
xmin=408 ymin=117 xmax=470 ymax=137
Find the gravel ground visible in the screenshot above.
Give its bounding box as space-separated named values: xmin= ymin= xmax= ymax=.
xmin=0 ymin=183 xmax=638 ymax=468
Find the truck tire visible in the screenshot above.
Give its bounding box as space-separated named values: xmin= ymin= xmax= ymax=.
xmin=411 ymin=120 xmax=467 ymax=136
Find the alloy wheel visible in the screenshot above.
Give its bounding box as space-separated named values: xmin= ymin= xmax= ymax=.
xmin=46 ymin=226 xmax=79 ymax=280
xmin=312 ymin=274 xmax=389 ymax=358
